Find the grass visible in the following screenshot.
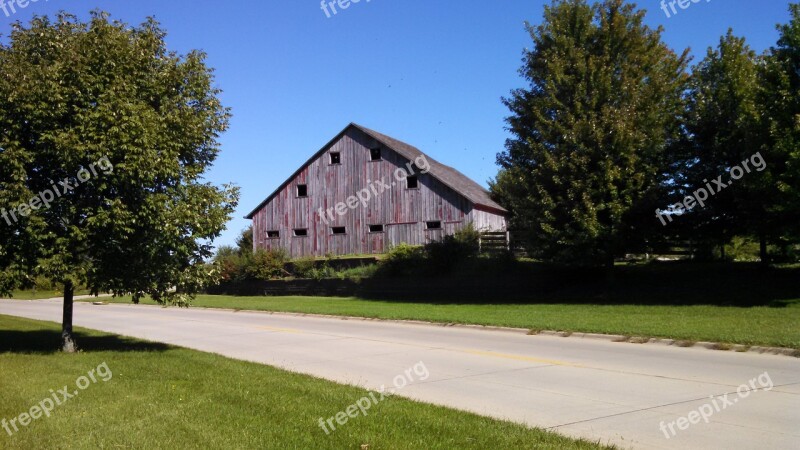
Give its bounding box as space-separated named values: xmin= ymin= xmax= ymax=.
xmin=5 ymin=289 xmax=90 ymax=300
xmin=93 ymin=294 xmax=800 ymax=350
xmin=0 ymin=314 xmax=608 ymax=449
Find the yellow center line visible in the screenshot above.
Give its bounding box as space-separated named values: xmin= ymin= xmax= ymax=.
xmin=256 ymin=325 xmax=305 ymax=334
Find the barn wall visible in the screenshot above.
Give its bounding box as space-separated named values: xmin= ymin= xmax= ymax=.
xmin=468 ymin=209 xmax=507 ymax=232
xmin=251 ymin=128 xmax=480 ymax=258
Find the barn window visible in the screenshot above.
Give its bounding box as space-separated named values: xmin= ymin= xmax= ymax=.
xmin=370 ymin=148 xmax=382 ymax=161
xmin=406 ymin=176 xmax=419 ymax=189
xmin=368 ymin=224 xmax=384 ymax=233
xmin=293 ymin=228 xmax=308 ymax=237
xmin=297 ymin=184 xmax=308 ymax=197
xmin=267 ymin=230 xmax=280 ymax=239
xmin=425 ymin=221 xmax=442 ymax=230
xmin=331 ymin=227 xmax=346 ymax=235
xmin=330 ymin=152 xmax=341 ymax=165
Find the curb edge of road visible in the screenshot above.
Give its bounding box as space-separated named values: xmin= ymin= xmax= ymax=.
xmin=213 ymin=307 xmax=800 ymax=358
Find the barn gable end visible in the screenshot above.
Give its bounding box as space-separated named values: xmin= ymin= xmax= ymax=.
xmin=247 ymin=124 xmax=507 ymax=257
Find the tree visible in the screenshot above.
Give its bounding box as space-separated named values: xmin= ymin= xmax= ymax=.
xmin=494 ymin=0 xmax=689 ymax=266
xmin=681 ymin=31 xmax=763 ymax=259
xmin=235 ymin=226 xmax=254 ymax=256
xmin=0 ymin=12 xmax=239 ymax=352
xmin=760 ymin=3 xmax=800 ymax=254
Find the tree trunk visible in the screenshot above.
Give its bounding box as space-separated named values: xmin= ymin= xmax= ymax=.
xmin=61 ymin=282 xmax=77 ymax=353
xmin=759 ymin=233 xmax=769 ymax=266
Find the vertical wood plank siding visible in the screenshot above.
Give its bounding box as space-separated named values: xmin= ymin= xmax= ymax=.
xmin=252 ymin=128 xmax=506 ymax=257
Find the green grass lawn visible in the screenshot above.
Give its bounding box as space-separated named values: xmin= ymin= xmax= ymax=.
xmin=93 ymin=294 xmax=800 ymax=350
xmin=4 ymin=289 xmax=91 ymax=300
xmin=0 ymin=314 xmax=607 ymax=450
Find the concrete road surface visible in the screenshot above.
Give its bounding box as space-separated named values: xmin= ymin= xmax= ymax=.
xmin=1 ymin=299 xmax=798 ymax=449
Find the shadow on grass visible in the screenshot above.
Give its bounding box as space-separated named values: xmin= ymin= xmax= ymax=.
xmin=0 ymin=329 xmax=171 ymax=355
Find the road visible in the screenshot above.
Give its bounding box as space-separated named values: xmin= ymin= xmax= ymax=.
xmin=1 ymin=299 xmax=798 ymax=449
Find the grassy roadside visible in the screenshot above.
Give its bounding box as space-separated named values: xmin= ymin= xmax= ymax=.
xmin=0 ymin=315 xmax=607 ymax=450
xmin=5 ymin=289 xmax=91 ymax=300
xmin=89 ymin=295 xmax=800 ymax=350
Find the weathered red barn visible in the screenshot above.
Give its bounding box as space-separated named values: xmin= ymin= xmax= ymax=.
xmin=246 ymin=124 xmax=507 ymax=257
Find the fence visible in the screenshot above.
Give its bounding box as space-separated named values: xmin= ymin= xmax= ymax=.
xmin=479 ymin=231 xmax=510 ymax=254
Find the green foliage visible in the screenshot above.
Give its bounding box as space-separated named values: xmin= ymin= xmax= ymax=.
xmin=424 ymin=223 xmax=481 ymax=274
xmin=213 ymin=246 xmax=245 ymax=283
xmin=678 ymin=31 xmax=764 ymax=256
xmin=291 ymin=257 xmax=317 ymax=279
xmin=760 ymin=3 xmax=800 ymax=245
xmin=717 ymin=237 xmax=762 ymax=262
xmin=290 ymin=256 xmax=343 ymax=280
xmin=494 ymin=0 xmax=689 ymax=266
xmin=246 ymin=249 xmax=289 ymax=281
xmin=0 ymin=12 xmax=239 ymax=305
xmin=377 ymin=225 xmax=493 ymax=276
xmin=381 ymin=243 xmax=426 ymax=276
xmin=337 ymin=264 xmax=379 ymax=280
xmin=236 ymin=227 xmax=254 ymax=256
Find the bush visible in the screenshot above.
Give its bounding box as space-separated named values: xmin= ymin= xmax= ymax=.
xmin=424 ymin=223 xmax=481 ymax=274
xmin=214 ymin=246 xmax=246 ymax=282
xmin=33 ymin=276 xmax=58 ymax=291
xmin=380 ymin=243 xmax=425 ymax=276
xmin=338 ymin=264 xmax=379 ymax=280
xmin=246 ymin=249 xmax=289 ymax=280
xmin=291 ymin=257 xmax=317 ymax=278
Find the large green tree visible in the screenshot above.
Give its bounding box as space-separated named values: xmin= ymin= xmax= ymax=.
xmin=680 ymin=31 xmax=763 ymax=259
xmin=760 ymin=3 xmax=800 ymax=252
xmin=494 ymin=0 xmax=689 ymax=265
xmin=0 ymin=12 xmax=239 ymax=351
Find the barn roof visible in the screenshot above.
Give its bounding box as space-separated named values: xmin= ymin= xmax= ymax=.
xmin=245 ymin=123 xmax=507 ymax=219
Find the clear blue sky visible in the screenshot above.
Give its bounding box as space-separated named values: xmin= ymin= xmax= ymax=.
xmin=1 ymin=0 xmax=793 ymax=248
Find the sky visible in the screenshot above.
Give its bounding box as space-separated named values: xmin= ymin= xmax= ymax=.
xmin=0 ymin=0 xmax=794 ymax=248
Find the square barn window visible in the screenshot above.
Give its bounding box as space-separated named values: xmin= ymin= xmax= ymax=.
xmin=370 ymin=148 xmax=382 ymax=161
xmin=330 ymin=152 xmax=341 ymax=165
xmin=425 ymin=221 xmax=442 ymax=230
xmin=368 ymin=224 xmax=384 ymax=233
xmin=293 ymin=228 xmax=308 ymax=237
xmin=267 ymin=230 xmax=280 ymax=239
xmin=406 ymin=176 xmax=419 ymax=189
xmin=331 ymin=227 xmax=346 ymax=235
xmin=297 ymin=184 xmax=308 ymax=197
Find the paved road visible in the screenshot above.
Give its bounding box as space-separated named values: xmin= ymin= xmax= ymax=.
xmin=1 ymin=299 xmax=798 ymax=449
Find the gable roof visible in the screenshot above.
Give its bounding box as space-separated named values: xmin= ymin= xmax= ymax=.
xmin=245 ymin=123 xmax=507 ymax=219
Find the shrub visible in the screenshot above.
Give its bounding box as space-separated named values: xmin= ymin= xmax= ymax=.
xmin=292 ymin=257 xmax=317 ymax=278
xmin=213 ymin=246 xmax=247 ymax=282
xmin=424 ymin=223 xmax=481 ymax=274
xmin=339 ymin=264 xmax=379 ymax=280
xmin=380 ymin=243 xmax=425 ymax=276
xmin=245 ymin=249 xmax=289 ymax=280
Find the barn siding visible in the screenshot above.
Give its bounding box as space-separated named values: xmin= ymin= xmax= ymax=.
xmin=252 ymin=128 xmax=505 ymax=258
xmin=468 ymin=209 xmax=508 ymax=232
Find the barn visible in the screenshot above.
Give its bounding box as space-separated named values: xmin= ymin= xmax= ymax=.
xmin=245 ymin=123 xmax=508 ymax=258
